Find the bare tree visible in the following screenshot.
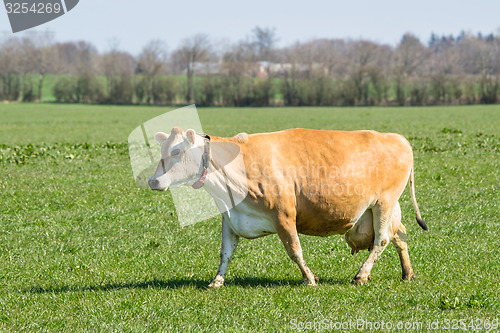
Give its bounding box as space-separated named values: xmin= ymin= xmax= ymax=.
xmin=0 ymin=37 xmax=22 ymax=100
xmin=251 ymin=26 xmax=278 ymax=61
xmin=23 ymin=31 xmax=57 ymax=101
xmin=100 ymin=48 xmax=135 ymax=79
xmin=345 ymin=41 xmax=393 ymax=105
xmin=347 ymin=40 xmax=378 ymax=104
xmin=313 ymin=39 xmax=346 ymax=77
xmin=100 ymin=41 xmax=135 ymax=103
xmin=136 ymin=40 xmax=167 ymax=103
xmin=394 ymin=33 xmax=427 ymax=105
xmin=54 ymin=41 xmax=79 ymax=74
xmin=219 ymin=39 xmax=256 ymax=107
xmin=172 ymin=34 xmax=211 ymax=103
xmin=427 ymin=35 xmax=460 ymax=103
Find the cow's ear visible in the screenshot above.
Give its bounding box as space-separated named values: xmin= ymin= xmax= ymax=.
xmin=155 ymin=132 xmax=169 ymax=144
xmin=186 ymin=129 xmax=196 ymax=145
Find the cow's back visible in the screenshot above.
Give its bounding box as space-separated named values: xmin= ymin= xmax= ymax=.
xmin=239 ymin=129 xmax=413 ymax=236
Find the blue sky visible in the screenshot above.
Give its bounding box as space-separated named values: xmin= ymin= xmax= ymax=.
xmin=2 ymin=0 xmax=499 ymax=55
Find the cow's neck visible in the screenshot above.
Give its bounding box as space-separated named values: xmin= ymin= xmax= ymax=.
xmin=200 ymin=140 xmax=248 ymax=212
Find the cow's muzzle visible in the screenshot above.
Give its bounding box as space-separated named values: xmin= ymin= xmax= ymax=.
xmin=148 ymin=177 xmax=161 ymax=190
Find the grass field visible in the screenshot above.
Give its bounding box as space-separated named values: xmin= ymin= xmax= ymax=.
xmin=0 ymin=104 xmax=499 ymax=331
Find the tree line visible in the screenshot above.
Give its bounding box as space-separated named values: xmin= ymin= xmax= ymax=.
xmin=0 ymin=28 xmax=499 ymax=106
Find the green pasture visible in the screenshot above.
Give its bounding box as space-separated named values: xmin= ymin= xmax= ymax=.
xmin=0 ymin=104 xmax=499 ymax=331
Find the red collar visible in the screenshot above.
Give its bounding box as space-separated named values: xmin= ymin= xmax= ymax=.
xmin=191 ymin=169 xmax=208 ymax=189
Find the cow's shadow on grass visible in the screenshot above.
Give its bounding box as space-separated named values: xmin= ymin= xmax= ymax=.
xmin=26 ymin=276 xmax=347 ymax=294
xmin=229 ymin=276 xmax=347 ymax=287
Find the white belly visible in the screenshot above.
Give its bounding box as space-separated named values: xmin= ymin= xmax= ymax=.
xmin=225 ymin=201 xmax=276 ymax=239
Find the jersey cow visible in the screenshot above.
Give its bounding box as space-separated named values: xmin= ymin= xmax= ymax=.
xmin=148 ymin=127 xmax=427 ymax=287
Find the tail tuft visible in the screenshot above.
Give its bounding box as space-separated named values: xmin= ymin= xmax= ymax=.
xmin=409 ymin=164 xmax=427 ymax=231
xmin=416 ymin=217 xmax=428 ymax=231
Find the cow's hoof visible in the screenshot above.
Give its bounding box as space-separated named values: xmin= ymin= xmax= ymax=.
xmin=304 ymin=281 xmax=317 ymax=286
xmin=402 ymin=274 xmax=416 ymax=281
xmin=207 ymin=276 xmax=224 ymax=289
xmin=314 ymin=275 xmax=319 ymax=282
xmin=207 ymin=281 xmax=224 ymax=289
xmin=303 ymin=278 xmax=317 ymax=286
xmin=351 ymin=275 xmax=370 ymax=285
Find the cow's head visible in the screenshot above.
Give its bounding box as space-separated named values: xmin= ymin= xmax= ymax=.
xmin=148 ymin=127 xmax=205 ymax=191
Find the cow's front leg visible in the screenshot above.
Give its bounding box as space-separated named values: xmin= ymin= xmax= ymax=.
xmin=276 ymin=212 xmax=317 ymax=286
xmin=208 ymin=215 xmax=239 ymax=288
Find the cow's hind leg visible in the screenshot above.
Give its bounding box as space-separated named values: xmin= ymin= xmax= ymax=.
xmin=276 ymin=212 xmax=317 ymax=286
xmin=392 ymin=223 xmax=416 ymax=281
xmin=352 ymin=202 xmax=395 ymax=284
xmin=208 ymin=215 xmax=239 ymax=288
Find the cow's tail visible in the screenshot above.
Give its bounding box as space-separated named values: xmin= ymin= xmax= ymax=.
xmin=409 ymin=165 xmax=428 ymax=231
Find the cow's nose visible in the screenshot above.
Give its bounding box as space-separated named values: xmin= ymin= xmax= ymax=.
xmin=148 ymin=177 xmax=159 ymax=189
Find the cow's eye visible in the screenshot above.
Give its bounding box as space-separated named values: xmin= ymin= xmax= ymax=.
xmin=171 ymin=149 xmax=181 ymax=156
